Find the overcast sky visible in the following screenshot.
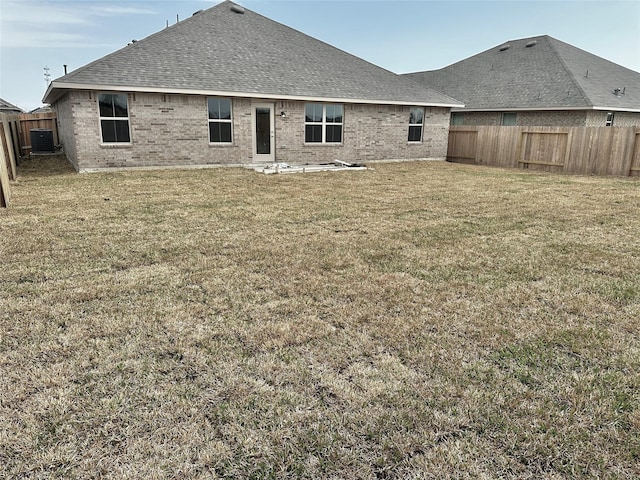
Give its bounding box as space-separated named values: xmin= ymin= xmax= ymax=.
xmin=1 ymin=0 xmax=639 ymax=111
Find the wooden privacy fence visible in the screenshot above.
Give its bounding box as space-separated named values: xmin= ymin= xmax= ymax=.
xmin=0 ymin=111 xmax=58 ymax=207
xmin=0 ymin=113 xmax=19 ymax=207
xmin=17 ymin=112 xmax=59 ymax=156
xmin=448 ymin=125 xmax=640 ymax=177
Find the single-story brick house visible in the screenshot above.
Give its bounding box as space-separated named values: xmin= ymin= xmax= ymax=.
xmin=403 ymin=35 xmax=640 ymax=127
xmin=43 ymin=1 xmax=462 ymax=172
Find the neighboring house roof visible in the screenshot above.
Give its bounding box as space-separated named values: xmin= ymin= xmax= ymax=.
xmin=403 ymin=35 xmax=640 ymax=112
xmin=0 ymin=97 xmax=24 ymax=113
xmin=43 ymin=1 xmax=462 ymax=108
xmin=29 ymin=105 xmax=52 ymax=114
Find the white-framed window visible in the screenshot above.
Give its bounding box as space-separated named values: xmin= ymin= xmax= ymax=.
xmin=305 ymin=103 xmax=343 ymax=143
xmin=605 ymin=112 xmax=615 ymax=127
xmin=98 ymin=93 xmax=131 ymax=143
xmin=408 ymin=107 xmax=424 ymax=142
xmin=208 ymin=98 xmax=233 ymax=143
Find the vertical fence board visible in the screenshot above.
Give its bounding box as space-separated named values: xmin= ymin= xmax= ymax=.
xmin=1 ymin=114 xmax=17 ymax=180
xmin=0 ymin=124 xmax=10 ymax=207
xmin=489 ymin=126 xmax=511 ymax=168
xmin=565 ymin=127 xmax=587 ymax=175
xmin=607 ymin=128 xmax=635 ymax=176
xmin=630 ymin=132 xmax=640 ymax=176
xmin=476 ymin=126 xmax=498 ymax=166
xmin=502 ymin=127 xmax=521 ymax=169
xmin=447 ymin=127 xmax=478 ymax=164
xmin=9 ymin=118 xmax=21 ymax=164
xmin=593 ymin=128 xmax=614 ymax=176
xmin=583 ymin=128 xmax=600 ymax=175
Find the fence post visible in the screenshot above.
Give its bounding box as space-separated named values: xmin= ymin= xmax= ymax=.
xmin=1 ymin=114 xmax=17 ymax=180
xmin=9 ymin=118 xmax=22 ymax=164
xmin=0 ymin=131 xmax=10 ymax=207
xmin=630 ymin=130 xmax=640 ymax=176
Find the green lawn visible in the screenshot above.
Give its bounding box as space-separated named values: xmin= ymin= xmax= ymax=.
xmin=1 ymin=156 xmax=639 ymax=479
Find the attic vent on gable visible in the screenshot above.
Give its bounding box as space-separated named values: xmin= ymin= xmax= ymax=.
xmin=525 ymin=40 xmax=538 ymax=47
xmin=499 ymin=44 xmax=511 ymax=52
xmin=230 ymin=4 xmax=245 ymax=14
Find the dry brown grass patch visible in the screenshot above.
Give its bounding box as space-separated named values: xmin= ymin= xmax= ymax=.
xmin=1 ymin=156 xmax=639 ymax=478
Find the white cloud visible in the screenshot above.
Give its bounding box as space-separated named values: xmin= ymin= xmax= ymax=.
xmin=90 ymin=5 xmax=156 ymax=16
xmin=1 ymin=1 xmax=90 ymax=26
xmin=1 ymin=31 xmax=111 ymax=49
xmin=0 ymin=0 xmax=155 ymax=48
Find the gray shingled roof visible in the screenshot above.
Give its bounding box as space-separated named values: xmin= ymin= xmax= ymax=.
xmin=44 ymin=1 xmax=461 ymax=107
xmin=403 ymin=35 xmax=640 ymax=112
xmin=0 ymin=97 xmax=23 ymax=113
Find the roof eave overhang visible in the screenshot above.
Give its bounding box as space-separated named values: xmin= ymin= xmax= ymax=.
xmin=452 ymin=105 xmax=640 ymax=113
xmin=44 ymin=82 xmax=464 ymax=108
xmin=42 ymin=82 xmax=56 ymax=103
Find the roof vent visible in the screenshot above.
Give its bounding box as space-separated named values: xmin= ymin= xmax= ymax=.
xmin=499 ymin=44 xmax=511 ymax=52
xmin=614 ymin=88 xmax=622 ymax=96
xmin=192 ymin=9 xmax=203 ymax=16
xmin=230 ymin=4 xmax=245 ymax=14
xmin=525 ymin=40 xmax=538 ymax=48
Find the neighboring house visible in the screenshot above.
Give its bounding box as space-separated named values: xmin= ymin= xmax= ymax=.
xmin=43 ymin=1 xmax=462 ymax=172
xmin=0 ymin=98 xmax=24 ymax=114
xmin=29 ymin=105 xmax=52 ymax=114
xmin=403 ymin=35 xmax=640 ymax=127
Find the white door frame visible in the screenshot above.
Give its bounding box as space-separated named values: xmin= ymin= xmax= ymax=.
xmin=251 ymin=102 xmax=275 ymax=163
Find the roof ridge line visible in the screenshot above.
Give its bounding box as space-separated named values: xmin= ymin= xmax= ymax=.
xmin=546 ymin=37 xmax=592 ymax=107
xmin=240 ymin=1 xmax=456 ymax=102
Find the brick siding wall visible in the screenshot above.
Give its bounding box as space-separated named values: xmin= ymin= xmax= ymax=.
xmin=54 ymin=90 xmax=451 ymax=171
xmin=585 ymin=110 xmax=640 ymax=127
xmin=455 ymin=110 xmax=640 ymax=127
xmin=275 ymin=102 xmax=450 ymax=165
xmin=456 ymin=110 xmax=587 ymax=126
xmin=456 ymin=112 xmax=502 ymax=126
xmin=515 ymin=110 xmax=587 ymax=126
xmin=54 ymin=91 xmax=81 ymax=170
xmin=613 ymin=112 xmax=640 ymax=126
